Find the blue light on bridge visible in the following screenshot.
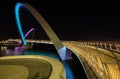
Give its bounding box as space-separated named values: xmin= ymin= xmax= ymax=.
xmin=62 ymin=61 xmax=74 ymax=79
xmin=15 ymin=3 xmax=74 ymax=79
xmin=58 ymin=46 xmax=67 ymax=60
xmin=15 ymin=3 xmax=27 ymax=45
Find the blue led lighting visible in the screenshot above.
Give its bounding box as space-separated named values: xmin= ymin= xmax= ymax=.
xmin=62 ymin=61 xmax=74 ymax=79
xmin=14 ymin=2 xmax=75 ymax=79
xmin=58 ymin=46 xmax=66 ymax=60
xmin=15 ymin=3 xmax=27 ymax=45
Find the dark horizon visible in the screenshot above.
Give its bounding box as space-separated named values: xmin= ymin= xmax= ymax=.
xmin=1 ymin=1 xmax=120 ymax=41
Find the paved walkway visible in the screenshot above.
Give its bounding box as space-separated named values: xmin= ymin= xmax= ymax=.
xmin=0 ymin=55 xmax=66 ymax=79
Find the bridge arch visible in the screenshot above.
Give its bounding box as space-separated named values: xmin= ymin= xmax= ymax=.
xmin=15 ymin=2 xmax=72 ymax=60
xmin=19 ymin=28 xmax=35 ymax=44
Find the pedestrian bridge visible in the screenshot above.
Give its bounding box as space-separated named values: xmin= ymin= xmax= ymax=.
xmin=0 ymin=2 xmax=120 ymax=79
xmin=0 ymin=2 xmax=88 ymax=79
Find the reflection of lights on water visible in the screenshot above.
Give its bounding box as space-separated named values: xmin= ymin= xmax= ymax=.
xmin=23 ymin=51 xmax=59 ymax=59
xmin=1 ymin=47 xmax=7 ymax=51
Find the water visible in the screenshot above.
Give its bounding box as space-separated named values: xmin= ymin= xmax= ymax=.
xmin=22 ymin=50 xmax=60 ymax=60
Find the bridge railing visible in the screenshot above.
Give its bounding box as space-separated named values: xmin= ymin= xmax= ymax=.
xmin=78 ymin=41 xmax=120 ymax=79
xmin=84 ymin=41 xmax=120 ymax=52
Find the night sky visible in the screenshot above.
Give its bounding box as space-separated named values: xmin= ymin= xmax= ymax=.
xmin=0 ymin=0 xmax=120 ymax=41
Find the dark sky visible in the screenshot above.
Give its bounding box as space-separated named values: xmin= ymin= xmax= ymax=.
xmin=0 ymin=0 xmax=120 ymax=41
